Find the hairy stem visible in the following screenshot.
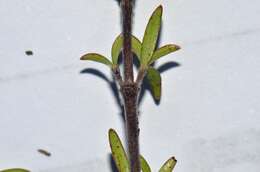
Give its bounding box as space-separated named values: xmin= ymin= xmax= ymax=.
xmin=122 ymin=0 xmax=134 ymax=83
xmin=121 ymin=0 xmax=141 ymax=172
xmin=121 ymin=83 xmax=140 ymax=172
xmin=112 ymin=66 xmax=123 ymax=86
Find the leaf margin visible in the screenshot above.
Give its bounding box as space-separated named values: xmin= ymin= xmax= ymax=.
xmin=146 ymin=67 xmax=162 ymax=101
xmin=140 ymin=5 xmax=163 ymax=66
xmin=111 ymin=34 xmax=142 ymax=65
xmin=108 ymin=128 xmax=130 ymax=172
xmin=159 ymin=157 xmax=177 ymax=172
xmin=149 ymin=44 xmax=180 ymax=65
xmin=0 ymin=169 xmax=30 ymax=172
xmin=140 ymin=155 xmax=151 ymax=172
xmin=80 ymin=53 xmax=112 ymax=67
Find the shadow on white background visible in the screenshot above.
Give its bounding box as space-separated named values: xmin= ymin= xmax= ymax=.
xmin=0 ymin=0 xmax=260 ymax=171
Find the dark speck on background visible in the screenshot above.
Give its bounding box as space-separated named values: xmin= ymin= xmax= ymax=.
xmin=25 ymin=50 xmax=33 ymax=56
xmin=38 ymin=149 xmax=51 ymax=157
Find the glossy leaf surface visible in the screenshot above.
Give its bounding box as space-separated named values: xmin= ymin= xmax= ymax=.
xmin=149 ymin=44 xmax=180 ymax=64
xmin=111 ymin=34 xmax=142 ymax=65
xmin=80 ymin=53 xmax=112 ymax=67
xmin=109 ymin=129 xmax=130 ymax=172
xmin=159 ymin=157 xmax=177 ymax=172
xmin=141 ymin=5 xmax=162 ymax=66
xmin=146 ymin=67 xmax=161 ymax=101
xmin=0 ymin=169 xmax=30 ymax=172
xmin=140 ymin=155 xmax=151 ymax=172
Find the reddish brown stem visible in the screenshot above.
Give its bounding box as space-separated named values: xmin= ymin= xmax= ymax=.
xmin=121 ymin=83 xmax=140 ymax=172
xmin=121 ymin=0 xmax=141 ymax=172
xmin=122 ymin=0 xmax=134 ymax=83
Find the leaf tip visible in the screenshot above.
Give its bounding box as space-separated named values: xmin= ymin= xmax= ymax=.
xmin=80 ymin=55 xmax=84 ymax=60
xmin=157 ymin=5 xmax=163 ymax=13
xmin=175 ymin=45 xmax=181 ymax=51
xmin=80 ymin=53 xmax=92 ymax=60
xmin=108 ymin=128 xmax=116 ymax=138
xmin=171 ymin=156 xmax=177 ymax=163
xmin=168 ymin=44 xmax=181 ymax=51
xmin=156 ymin=5 xmax=163 ymax=16
xmin=108 ymin=128 xmax=115 ymax=149
xmin=80 ymin=55 xmax=85 ymax=60
xmin=108 ymin=128 xmax=115 ymax=134
xmin=108 ymin=128 xmax=119 ymax=143
xmin=155 ymin=96 xmax=161 ymax=101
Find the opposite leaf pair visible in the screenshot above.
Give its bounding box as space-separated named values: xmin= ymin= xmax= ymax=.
xmin=109 ymin=129 xmax=177 ymax=172
xmin=81 ymin=5 xmax=180 ymax=101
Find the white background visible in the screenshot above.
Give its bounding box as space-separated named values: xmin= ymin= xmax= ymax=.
xmin=0 ymin=0 xmax=260 ymax=171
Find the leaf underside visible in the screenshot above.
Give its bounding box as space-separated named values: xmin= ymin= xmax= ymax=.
xmin=111 ymin=34 xmax=123 ymax=65
xmin=131 ymin=35 xmax=142 ymax=60
xmin=150 ymin=44 xmax=180 ymax=64
xmin=159 ymin=157 xmax=177 ymax=172
xmin=80 ymin=53 xmax=112 ymax=67
xmin=0 ymin=169 xmax=30 ymax=172
xmin=111 ymin=34 xmax=142 ymax=65
xmin=146 ymin=67 xmax=162 ymax=101
xmin=141 ymin=5 xmax=163 ymax=66
xmin=109 ymin=129 xmax=130 ymax=172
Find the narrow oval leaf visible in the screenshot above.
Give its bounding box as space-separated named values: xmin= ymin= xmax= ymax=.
xmin=80 ymin=53 xmax=112 ymax=67
xmin=111 ymin=34 xmax=123 ymax=65
xmin=159 ymin=157 xmax=177 ymax=172
xmin=111 ymin=34 xmax=142 ymax=65
xmin=146 ymin=67 xmax=161 ymax=101
xmin=109 ymin=129 xmax=130 ymax=172
xmin=141 ymin=5 xmax=163 ymax=66
xmin=140 ymin=155 xmax=151 ymax=172
xmin=0 ymin=169 xmax=30 ymax=172
xmin=149 ymin=44 xmax=181 ymax=64
xmin=131 ymin=35 xmax=142 ymax=60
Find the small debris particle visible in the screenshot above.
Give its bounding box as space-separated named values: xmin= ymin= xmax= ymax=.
xmin=25 ymin=50 xmax=33 ymax=56
xmin=38 ymin=149 xmax=51 ymax=157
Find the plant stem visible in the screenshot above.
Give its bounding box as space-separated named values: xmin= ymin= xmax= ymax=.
xmin=122 ymin=0 xmax=134 ymax=83
xmin=121 ymin=0 xmax=141 ymax=172
xmin=122 ymin=83 xmax=140 ymax=172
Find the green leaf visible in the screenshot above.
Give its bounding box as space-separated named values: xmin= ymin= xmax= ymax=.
xmin=111 ymin=34 xmax=142 ymax=65
xmin=159 ymin=157 xmax=177 ymax=172
xmin=111 ymin=34 xmax=123 ymax=65
xmin=141 ymin=5 xmax=163 ymax=66
xmin=80 ymin=53 xmax=112 ymax=67
xmin=0 ymin=169 xmax=30 ymax=172
xmin=149 ymin=44 xmax=181 ymax=64
xmin=131 ymin=35 xmax=142 ymax=60
xmin=140 ymin=155 xmax=151 ymax=172
xmin=109 ymin=129 xmax=130 ymax=172
xmin=146 ymin=67 xmax=161 ymax=101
